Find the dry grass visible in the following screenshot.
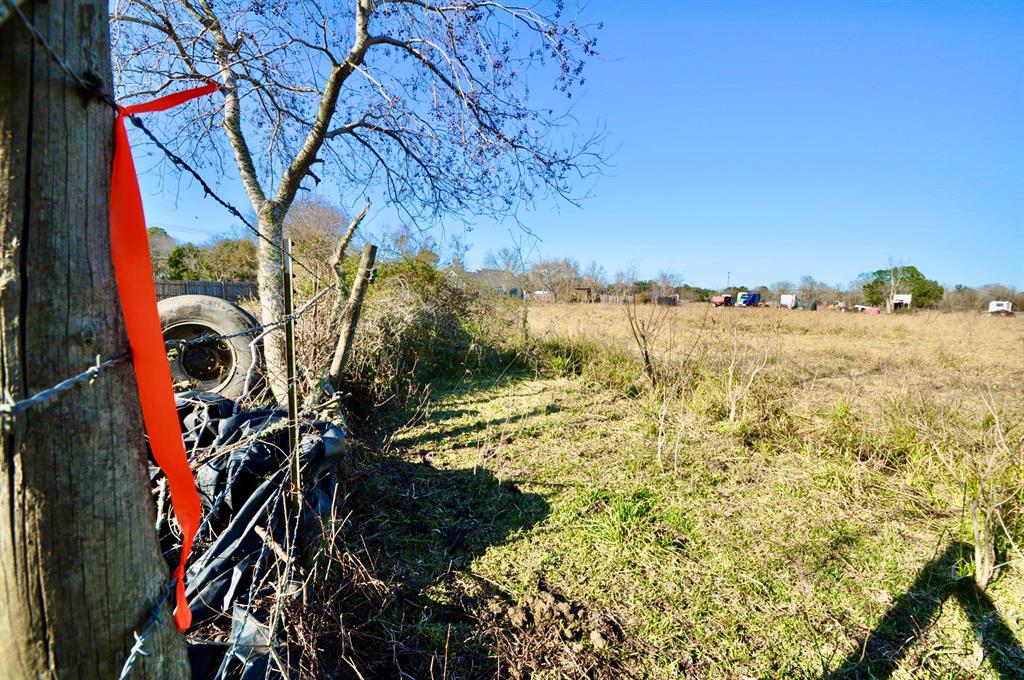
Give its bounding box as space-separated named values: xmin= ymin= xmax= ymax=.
xmin=528 ymin=304 xmax=1022 ymax=403
xmin=529 ymin=305 xmax=1024 ymax=463
xmin=329 ymin=303 xmax=1024 ymax=678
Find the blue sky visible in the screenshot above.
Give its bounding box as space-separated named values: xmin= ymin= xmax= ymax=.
xmin=140 ymin=0 xmax=1024 ymax=289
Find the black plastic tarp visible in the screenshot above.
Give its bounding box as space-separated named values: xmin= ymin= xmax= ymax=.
xmin=153 ymin=393 xmax=345 ymax=679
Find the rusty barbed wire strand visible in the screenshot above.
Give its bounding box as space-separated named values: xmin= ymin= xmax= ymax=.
xmin=165 ymin=282 xmax=337 ymax=349
xmin=0 ymin=354 xmax=130 ymax=417
xmin=2 ymin=283 xmax=335 ymax=418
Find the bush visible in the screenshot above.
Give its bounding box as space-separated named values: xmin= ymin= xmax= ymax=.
xmin=533 ymin=338 xmax=645 ymax=397
xmin=342 ymin=257 xmax=520 ymax=410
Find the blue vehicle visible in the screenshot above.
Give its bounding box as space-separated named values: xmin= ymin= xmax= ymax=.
xmin=736 ymin=291 xmax=761 ymax=307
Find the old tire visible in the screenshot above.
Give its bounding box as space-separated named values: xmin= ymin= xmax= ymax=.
xmin=158 ymin=295 xmax=259 ymax=398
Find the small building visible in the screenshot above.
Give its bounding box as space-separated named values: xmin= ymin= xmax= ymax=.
xmin=572 ymin=287 xmax=594 ymax=303
xmin=892 ymin=293 xmax=912 ymax=310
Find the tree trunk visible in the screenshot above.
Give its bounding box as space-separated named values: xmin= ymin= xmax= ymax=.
xmin=327 ymin=243 xmax=376 ymax=389
xmin=520 ymin=277 xmax=529 ymax=347
xmin=0 ymin=1 xmax=189 ymax=677
xmin=256 ymin=206 xmax=288 ymax=403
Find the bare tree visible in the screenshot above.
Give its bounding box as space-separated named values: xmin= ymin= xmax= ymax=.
xmin=619 ymin=269 xmax=669 ymax=388
xmin=612 ymin=270 xmax=629 ymax=298
xmin=111 ymin=0 xmax=603 ymax=400
xmin=655 ymin=270 xmax=682 ymax=298
xmin=582 ymin=259 xmax=607 ymax=292
xmin=508 ymin=231 xmax=536 ymax=344
xmin=770 ymin=280 xmax=794 ymax=296
xmin=624 ymin=296 xmax=669 ymax=389
xmin=482 ymin=231 xmax=534 ymax=343
xmin=483 ymin=247 xmax=520 ymax=296
xmin=442 ymin=230 xmax=471 ymax=272
xmin=1 ymin=0 xmax=188 ymax=675
xmin=885 ymin=258 xmax=904 ymax=314
xmin=531 ymin=257 xmax=580 ymax=301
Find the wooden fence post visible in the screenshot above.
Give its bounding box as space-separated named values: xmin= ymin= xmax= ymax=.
xmin=327 ymin=244 xmax=377 ymax=390
xmin=0 ymin=1 xmax=189 ymax=675
xmin=282 ymin=240 xmax=300 ymax=499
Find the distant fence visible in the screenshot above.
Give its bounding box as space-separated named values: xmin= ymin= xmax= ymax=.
xmin=154 ymin=279 xmax=257 ymax=303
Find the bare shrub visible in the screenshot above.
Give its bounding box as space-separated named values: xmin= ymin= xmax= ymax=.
xmin=623 ymin=296 xmax=671 ymax=389
xmin=342 ymin=265 xmax=511 ymax=411
xmin=917 ymin=389 xmax=1024 ymax=588
xmin=723 ymin=323 xmax=776 ymax=422
xmin=686 ymin=316 xmax=781 ymax=425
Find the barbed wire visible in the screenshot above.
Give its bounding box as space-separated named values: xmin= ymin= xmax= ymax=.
xmin=0 ymin=0 xmax=120 ymax=109
xmin=118 ymin=429 xmax=254 ymax=678
xmin=1 ymin=0 xmax=329 ymax=287
xmin=1 ymin=282 xmax=335 ymax=420
xmin=0 ymin=354 xmax=130 ymax=417
xmin=0 ymin=0 xmax=349 ymax=419
xmin=126 ymin=116 xmax=328 ymax=286
xmin=117 ymin=578 xmax=176 ymax=680
xmin=165 ymin=282 xmax=336 ymax=349
xmin=121 ymin=371 xmax=305 ymax=679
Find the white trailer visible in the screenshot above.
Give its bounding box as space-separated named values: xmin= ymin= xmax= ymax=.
xmin=988 ymin=301 xmax=1014 ymax=316
xmin=779 ymin=294 xmax=798 ymax=309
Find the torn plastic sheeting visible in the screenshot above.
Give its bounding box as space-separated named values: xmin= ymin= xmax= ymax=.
xmin=154 ymin=392 xmax=345 ymax=679
xmin=185 ymin=469 xmax=287 ymax=625
xmin=187 ymin=604 xmax=274 ymax=680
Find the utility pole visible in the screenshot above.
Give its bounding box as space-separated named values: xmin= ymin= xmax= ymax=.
xmin=0 ymin=1 xmax=189 ymax=676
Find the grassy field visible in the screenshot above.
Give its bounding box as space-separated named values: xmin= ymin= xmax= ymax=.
xmin=338 ymin=304 xmax=1023 ymax=678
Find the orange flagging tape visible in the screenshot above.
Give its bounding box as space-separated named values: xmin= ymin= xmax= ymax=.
xmin=110 ymin=81 xmax=218 ymax=631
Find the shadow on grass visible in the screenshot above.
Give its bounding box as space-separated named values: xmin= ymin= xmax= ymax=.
xmin=333 ymin=456 xmax=549 ymax=678
xmin=827 ymin=542 xmax=1024 ymax=679
xmin=393 ymin=404 xmax=556 ymax=448
xmin=357 ymin=459 xmax=549 ymax=576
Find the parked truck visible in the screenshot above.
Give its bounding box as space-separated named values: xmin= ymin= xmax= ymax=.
xmin=892 ymin=293 xmax=912 ymax=310
xmin=710 ymin=294 xmax=733 ymax=307
xmin=735 ymin=291 xmax=761 ymax=307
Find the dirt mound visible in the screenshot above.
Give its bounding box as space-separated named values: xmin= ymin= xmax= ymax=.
xmin=479 ymin=585 xmax=632 ymax=679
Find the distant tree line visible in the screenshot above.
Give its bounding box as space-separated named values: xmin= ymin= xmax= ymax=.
xmin=148 ymin=227 xmax=257 ymax=281
xmin=473 ymin=252 xmax=717 ymax=302
xmin=147 ymin=197 xmax=468 ymax=288
xmin=473 ymin=254 xmax=1023 ymax=311
xmin=150 ymin=222 xmax=1022 ymax=313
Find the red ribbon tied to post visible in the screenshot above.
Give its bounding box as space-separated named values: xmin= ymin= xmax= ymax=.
xmin=110 ymin=81 xmax=218 ymax=631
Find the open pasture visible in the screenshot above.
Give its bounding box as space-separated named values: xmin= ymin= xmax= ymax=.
xmin=362 ymin=303 xmax=1024 ymax=677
